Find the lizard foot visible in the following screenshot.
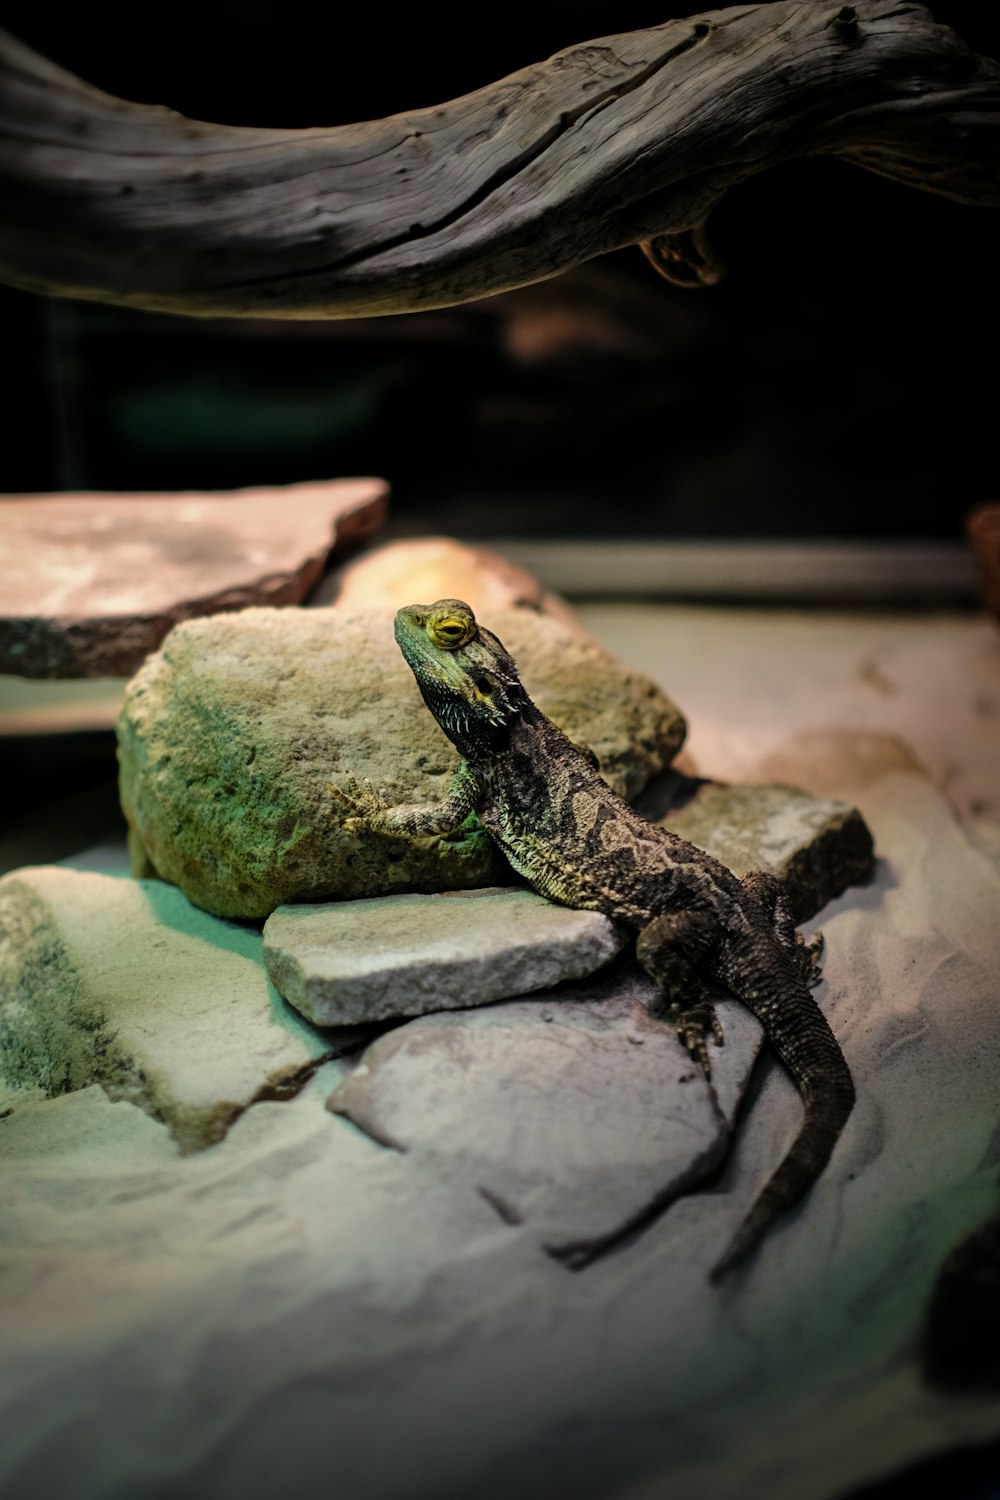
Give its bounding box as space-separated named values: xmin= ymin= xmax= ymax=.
xmin=665 ymin=999 xmax=724 ymax=1079
xmin=326 ymin=774 xmax=388 ymax=832
xmin=795 ymin=929 xmax=824 ymax=988
xmin=636 ymin=909 xmax=721 ymax=1075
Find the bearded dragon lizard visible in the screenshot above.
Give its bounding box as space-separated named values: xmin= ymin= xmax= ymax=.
xmin=331 ymin=599 xmax=855 ymax=1281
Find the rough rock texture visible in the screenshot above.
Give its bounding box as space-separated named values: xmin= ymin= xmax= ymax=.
xmin=117 ymin=606 xmax=686 ymax=919
xmin=328 ymin=971 xmax=763 ymax=1254
xmin=0 ymin=866 xmax=339 ymax=1151
xmin=314 ymin=535 xmax=581 ymax=631
xmin=967 ymin=502 xmax=1000 ymax=626
xmin=264 ymin=887 xmax=627 ymax=1026
xmin=650 ymin=776 xmax=875 ymax=921
xmin=262 ymin=779 xmax=872 ymax=1026
xmin=302 ymin=769 xmax=870 ymax=1239
xmin=0 ymin=477 xmax=387 ymax=678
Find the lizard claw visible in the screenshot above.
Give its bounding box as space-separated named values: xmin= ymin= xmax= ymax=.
xmin=795 ymin=929 xmax=825 ymax=988
xmin=667 ymin=1000 xmax=724 ymax=1079
xmin=326 ymin=775 xmax=388 ymax=829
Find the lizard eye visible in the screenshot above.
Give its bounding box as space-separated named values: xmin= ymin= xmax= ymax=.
xmin=427 ymin=605 xmax=475 ymax=650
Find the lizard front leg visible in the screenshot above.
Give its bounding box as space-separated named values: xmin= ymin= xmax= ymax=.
xmin=635 ymin=909 xmax=724 ymax=1077
xmin=328 ymin=759 xmax=479 ymax=838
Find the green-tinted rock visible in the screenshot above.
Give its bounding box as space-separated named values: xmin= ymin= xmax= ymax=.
xmin=0 ymin=866 xmax=335 ymax=1151
xmin=117 ymin=606 xmax=685 ymax=919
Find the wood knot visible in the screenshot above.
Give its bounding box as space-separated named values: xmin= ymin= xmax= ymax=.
xmin=827 ymin=5 xmax=859 ymax=41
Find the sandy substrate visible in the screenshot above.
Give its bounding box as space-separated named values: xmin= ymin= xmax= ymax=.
xmin=2 ymin=601 xmax=999 ymax=1500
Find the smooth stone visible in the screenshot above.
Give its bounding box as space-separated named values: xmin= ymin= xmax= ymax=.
xmin=648 ymin=775 xmax=875 ymax=921
xmin=0 ymin=865 xmax=340 ymax=1151
xmin=263 ymin=887 xmax=628 ymax=1025
xmin=313 ymin=535 xmax=582 ymax=631
xmin=117 ymin=605 xmax=686 ymax=919
xmin=0 ymin=477 xmax=387 ymax=678
xmin=327 ymin=969 xmax=764 ymax=1255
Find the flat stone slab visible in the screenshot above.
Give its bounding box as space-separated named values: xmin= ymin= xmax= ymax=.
xmin=306 ymin=768 xmax=870 ymax=1251
xmin=0 ymin=477 xmax=387 ymax=678
xmin=327 ymin=971 xmax=764 ymax=1255
xmin=264 ymin=887 xmax=628 ymax=1026
xmin=264 ymin=776 xmax=872 ymax=1026
xmin=0 ymin=866 xmax=342 ymax=1151
xmin=117 ymin=606 xmax=686 ymax=918
xmin=657 ymin=776 xmax=875 ymax=921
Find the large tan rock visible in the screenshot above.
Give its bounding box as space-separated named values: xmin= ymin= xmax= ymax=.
xmin=314 ymin=535 xmax=581 ymax=631
xmin=0 ymin=866 xmax=338 ymax=1151
xmin=117 ymin=606 xmax=686 ymax=919
xmin=0 ymin=477 xmax=387 ymax=678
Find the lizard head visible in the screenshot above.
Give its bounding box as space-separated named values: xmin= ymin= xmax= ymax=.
xmin=394 ymin=599 xmax=526 ymax=751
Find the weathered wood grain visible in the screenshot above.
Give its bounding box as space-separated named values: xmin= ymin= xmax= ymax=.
xmin=0 ymin=2 xmax=997 ymax=318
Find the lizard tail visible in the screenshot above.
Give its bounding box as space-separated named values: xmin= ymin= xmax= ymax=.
xmin=709 ymin=995 xmax=855 ymax=1284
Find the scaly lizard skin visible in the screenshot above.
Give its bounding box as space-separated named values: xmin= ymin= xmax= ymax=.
xmin=331 ymin=599 xmax=855 ymax=1281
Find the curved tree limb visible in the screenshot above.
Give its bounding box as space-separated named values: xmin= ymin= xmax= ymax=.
xmin=0 ymin=2 xmax=997 ymax=319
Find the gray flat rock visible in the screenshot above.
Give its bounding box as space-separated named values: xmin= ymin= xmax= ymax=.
xmin=309 ymin=766 xmax=869 ymax=1250
xmin=0 ymin=477 xmax=387 ymax=678
xmin=640 ymin=772 xmax=874 ymax=920
xmin=264 ymin=886 xmax=627 ymax=1025
xmin=263 ymin=771 xmax=871 ymax=1028
xmin=0 ymin=865 xmax=341 ymax=1151
xmin=117 ymin=605 xmax=686 ymax=918
xmin=328 ymin=969 xmax=763 ymax=1255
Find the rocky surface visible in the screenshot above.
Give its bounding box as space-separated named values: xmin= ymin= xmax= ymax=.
xmin=0 ymin=477 xmax=387 ymax=678
xmin=2 ymin=604 xmax=998 ymax=1500
xmin=263 ymin=887 xmax=627 ymax=1026
xmin=117 ymin=605 xmax=686 ymax=919
xmin=653 ymin=776 xmax=875 ymax=921
xmin=0 ymin=865 xmax=343 ymax=1151
xmin=314 ymin=534 xmax=581 ymax=631
xmin=583 ymin=601 xmax=1000 ymax=870
xmin=328 ymin=973 xmax=762 ymax=1256
xmin=262 ymin=780 xmax=872 ymax=1026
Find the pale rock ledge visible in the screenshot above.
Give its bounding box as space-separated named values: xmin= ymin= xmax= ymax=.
xmin=263 ymin=886 xmax=628 ymax=1026
xmin=0 ymin=866 xmax=342 ymax=1152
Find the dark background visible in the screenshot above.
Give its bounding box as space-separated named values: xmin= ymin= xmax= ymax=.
xmin=1 ymin=1 xmax=997 ymax=539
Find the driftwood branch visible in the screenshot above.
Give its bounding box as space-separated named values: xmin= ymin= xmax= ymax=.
xmin=0 ymin=2 xmax=997 ymax=319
